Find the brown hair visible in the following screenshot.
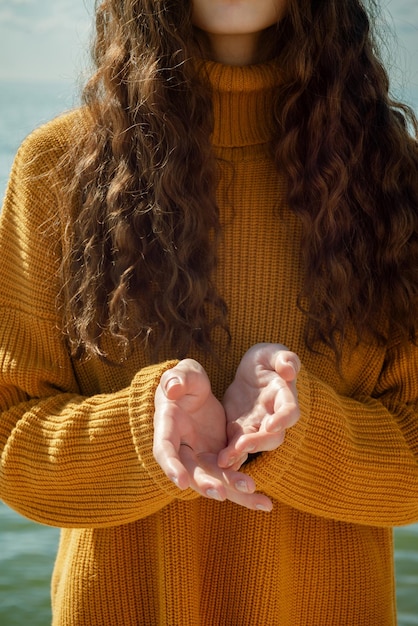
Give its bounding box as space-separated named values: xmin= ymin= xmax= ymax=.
xmin=59 ymin=0 xmax=418 ymax=362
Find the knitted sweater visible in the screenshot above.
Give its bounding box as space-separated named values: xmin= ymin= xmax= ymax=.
xmin=1 ymin=60 xmax=418 ymax=626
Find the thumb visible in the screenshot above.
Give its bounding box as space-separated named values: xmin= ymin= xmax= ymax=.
xmin=274 ymin=351 xmax=301 ymax=382
xmin=160 ymin=371 xmax=185 ymax=400
xmin=160 ymin=359 xmax=211 ymax=400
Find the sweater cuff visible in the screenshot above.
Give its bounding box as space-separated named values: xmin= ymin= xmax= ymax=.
xmin=129 ymin=360 xmax=199 ymax=502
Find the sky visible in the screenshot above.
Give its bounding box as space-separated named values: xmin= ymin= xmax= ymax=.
xmin=0 ymin=0 xmax=93 ymax=83
xmin=0 ymin=0 xmax=417 ymax=106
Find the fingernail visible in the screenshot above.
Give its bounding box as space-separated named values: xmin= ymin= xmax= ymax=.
xmin=206 ymin=489 xmax=223 ymax=501
xmin=256 ymin=504 xmax=272 ymax=512
xmin=170 ymin=475 xmax=179 ymax=487
xmin=236 ymin=480 xmax=249 ymax=493
xmin=166 ymin=377 xmax=180 ymax=391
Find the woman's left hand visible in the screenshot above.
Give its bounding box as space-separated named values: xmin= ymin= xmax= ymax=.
xmin=218 ymin=343 xmax=301 ymax=470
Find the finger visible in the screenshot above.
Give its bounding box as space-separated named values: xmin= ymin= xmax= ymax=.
xmin=153 ymin=438 xmax=191 ymax=490
xmin=184 ymin=452 xmax=272 ymax=511
xmin=217 ymin=431 xmax=250 ymax=468
xmin=218 ymin=432 xmax=260 ymax=467
xmin=217 ymin=441 xmax=248 ymax=468
xmin=239 ymin=431 xmax=286 ymax=452
xmin=265 ymin=405 xmax=299 ymax=433
xmin=196 ymin=464 xmax=272 ymax=511
xmin=219 ymin=465 xmax=257 ymax=495
xmin=218 ymin=430 xmax=286 ymax=468
xmin=228 ymin=453 xmax=249 ymax=471
xmin=182 ymin=451 xmax=228 ymax=501
xmin=188 ymin=452 xmax=260 ymax=502
xmin=225 ymin=488 xmax=273 ymax=512
xmin=262 ymin=377 xmax=299 ymax=432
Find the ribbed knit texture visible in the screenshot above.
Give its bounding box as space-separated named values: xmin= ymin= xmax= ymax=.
xmin=1 ymin=60 xmax=418 ymax=625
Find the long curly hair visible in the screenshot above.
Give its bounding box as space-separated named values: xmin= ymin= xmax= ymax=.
xmin=59 ymin=0 xmax=418 ymax=362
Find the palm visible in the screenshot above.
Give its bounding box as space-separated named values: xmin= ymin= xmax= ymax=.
xmin=162 ymin=373 xmax=227 ymax=454
xmin=224 ymin=362 xmax=279 ymax=427
xmin=219 ymin=344 xmax=300 ymax=468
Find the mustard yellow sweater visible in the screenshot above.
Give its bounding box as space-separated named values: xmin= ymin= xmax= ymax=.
xmin=1 ymin=60 xmax=418 ymax=626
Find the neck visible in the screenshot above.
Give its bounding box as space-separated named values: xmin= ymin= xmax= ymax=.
xmin=195 ymin=27 xmax=277 ymax=66
xmin=207 ymin=33 xmax=261 ymax=66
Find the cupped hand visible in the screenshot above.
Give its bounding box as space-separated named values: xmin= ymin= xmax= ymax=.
xmin=218 ymin=344 xmax=301 ymax=470
xmin=153 ymin=359 xmax=273 ymax=511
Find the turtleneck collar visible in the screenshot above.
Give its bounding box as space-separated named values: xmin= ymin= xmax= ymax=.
xmin=200 ymin=59 xmax=281 ymax=150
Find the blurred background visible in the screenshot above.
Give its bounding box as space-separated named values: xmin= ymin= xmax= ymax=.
xmin=1 ymin=1 xmax=418 ymax=624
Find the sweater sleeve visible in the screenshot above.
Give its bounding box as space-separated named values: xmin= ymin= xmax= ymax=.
xmin=248 ymin=340 xmax=418 ymax=527
xmin=0 ymin=117 xmax=196 ymax=529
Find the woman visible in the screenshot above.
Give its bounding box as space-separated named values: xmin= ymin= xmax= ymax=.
xmin=1 ymin=0 xmax=418 ymax=624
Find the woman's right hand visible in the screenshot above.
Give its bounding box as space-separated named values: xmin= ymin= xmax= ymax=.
xmin=153 ymin=359 xmax=273 ymax=511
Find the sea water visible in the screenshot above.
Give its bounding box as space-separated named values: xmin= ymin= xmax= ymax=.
xmin=0 ymin=80 xmax=417 ymax=626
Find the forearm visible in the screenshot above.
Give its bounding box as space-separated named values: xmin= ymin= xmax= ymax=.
xmin=247 ymin=365 xmax=418 ymax=527
xmin=0 ymin=360 xmax=199 ymax=528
